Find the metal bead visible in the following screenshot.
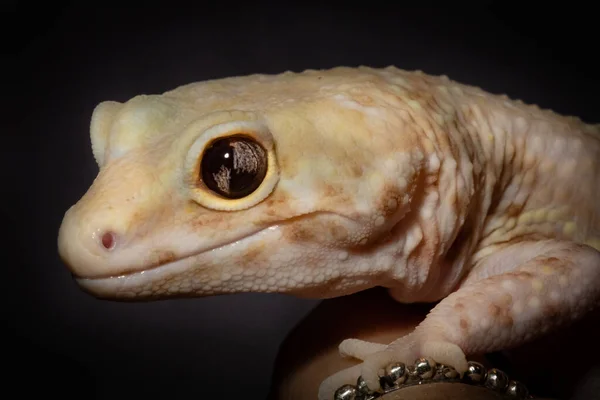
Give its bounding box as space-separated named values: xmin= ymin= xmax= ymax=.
xmin=334 ymin=384 xmax=357 ymax=400
xmin=435 ymin=364 xmax=459 ymax=381
xmin=413 ymin=357 xmax=436 ymax=379
xmin=380 ymin=362 xmax=407 ymax=388
xmin=484 ymin=368 xmax=509 ymax=392
xmin=356 ymin=376 xmax=374 ymax=397
xmin=506 ymin=380 xmax=529 ymax=398
xmin=463 ymin=361 xmax=487 ymax=384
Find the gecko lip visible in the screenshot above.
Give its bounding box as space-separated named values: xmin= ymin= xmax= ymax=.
xmin=74 ymin=225 xmax=273 ymax=282
xmin=72 ymin=225 xmax=280 ymax=299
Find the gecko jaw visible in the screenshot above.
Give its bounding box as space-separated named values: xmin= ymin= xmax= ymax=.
xmin=72 ymin=210 xmax=360 ymax=299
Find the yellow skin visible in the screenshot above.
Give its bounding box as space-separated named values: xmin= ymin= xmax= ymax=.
xmin=58 ymin=66 xmax=600 ymax=399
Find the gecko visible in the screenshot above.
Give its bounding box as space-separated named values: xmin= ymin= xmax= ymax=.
xmin=57 ymin=66 xmax=600 ymax=399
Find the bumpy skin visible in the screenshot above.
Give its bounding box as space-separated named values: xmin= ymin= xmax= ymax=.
xmin=57 ymin=66 xmax=600 ymax=399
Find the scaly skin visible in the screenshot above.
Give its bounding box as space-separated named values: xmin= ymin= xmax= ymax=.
xmin=57 ymin=66 xmax=600 ymax=399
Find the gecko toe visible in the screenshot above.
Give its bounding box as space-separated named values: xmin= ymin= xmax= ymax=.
xmin=338 ymin=338 xmax=387 ymax=360
xmin=360 ymin=351 xmax=400 ymax=390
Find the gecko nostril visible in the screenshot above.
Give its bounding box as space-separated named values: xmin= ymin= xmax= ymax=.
xmin=100 ymin=231 xmax=116 ymax=251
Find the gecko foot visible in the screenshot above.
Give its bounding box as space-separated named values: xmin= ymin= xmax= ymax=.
xmin=319 ymin=339 xmax=468 ymax=400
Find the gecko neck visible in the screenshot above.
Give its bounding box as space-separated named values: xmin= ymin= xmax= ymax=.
xmin=386 ymin=88 xmax=495 ymax=303
xmin=392 ymin=88 xmax=539 ymax=302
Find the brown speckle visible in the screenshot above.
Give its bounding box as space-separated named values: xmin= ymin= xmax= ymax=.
xmin=261 ymin=192 xmax=293 ymax=220
xmin=460 ymin=318 xmax=470 ymax=331
xmin=488 ymin=304 xmax=500 ymax=316
xmin=499 ymin=293 xmax=513 ymax=307
xmin=499 ymin=315 xmax=514 ymax=327
xmin=150 ymin=250 xmax=177 ymax=267
xmin=288 ymin=225 xmax=317 ymax=242
xmin=488 ymin=303 xmax=514 ymax=327
xmin=328 ymin=224 xmax=348 ymax=241
xmin=505 ymin=204 xmax=522 ymax=217
xmin=323 ymin=184 xmax=342 ymax=198
xmin=350 ymin=164 xmax=363 ymax=178
xmin=243 ymin=245 xmax=264 ymax=264
xmin=454 ymin=302 xmax=465 ymax=312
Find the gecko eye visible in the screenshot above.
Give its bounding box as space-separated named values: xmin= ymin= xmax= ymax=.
xmin=200 ymin=135 xmax=268 ymax=199
xmin=184 ymin=116 xmax=278 ymax=211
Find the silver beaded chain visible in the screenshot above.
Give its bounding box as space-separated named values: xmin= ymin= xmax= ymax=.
xmin=333 ymin=358 xmax=532 ymax=399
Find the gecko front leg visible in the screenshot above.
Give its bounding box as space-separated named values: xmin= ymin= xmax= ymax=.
xmin=318 ymin=239 xmax=600 ymax=399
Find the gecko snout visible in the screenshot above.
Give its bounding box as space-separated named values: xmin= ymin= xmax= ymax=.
xmin=57 ymin=205 xmax=128 ymax=278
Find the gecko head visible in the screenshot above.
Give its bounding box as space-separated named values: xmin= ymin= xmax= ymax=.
xmin=58 ymin=68 xmax=426 ymax=300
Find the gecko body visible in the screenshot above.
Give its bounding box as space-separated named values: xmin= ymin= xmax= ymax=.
xmin=57 ymin=66 xmax=600 ymax=399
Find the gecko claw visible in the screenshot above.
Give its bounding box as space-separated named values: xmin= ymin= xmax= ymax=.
xmin=420 ymin=341 xmax=469 ymax=376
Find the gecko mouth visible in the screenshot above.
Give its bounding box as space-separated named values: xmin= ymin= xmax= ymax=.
xmin=71 ymin=210 xmax=358 ymax=298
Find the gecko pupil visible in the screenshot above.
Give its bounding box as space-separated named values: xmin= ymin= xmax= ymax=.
xmin=200 ymin=135 xmax=267 ymax=199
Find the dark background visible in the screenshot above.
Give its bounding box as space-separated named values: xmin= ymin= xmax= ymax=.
xmin=7 ymin=2 xmax=599 ymax=399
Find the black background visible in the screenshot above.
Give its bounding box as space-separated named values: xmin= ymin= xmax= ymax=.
xmin=7 ymin=2 xmax=599 ymax=399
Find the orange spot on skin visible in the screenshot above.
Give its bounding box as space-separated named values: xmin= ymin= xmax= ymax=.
xmin=149 ymin=250 xmax=177 ymax=267
xmin=351 ymin=164 xmax=363 ymax=178
xmin=243 ymin=244 xmax=264 ymax=264
xmin=328 ymin=224 xmax=349 ymax=242
xmin=288 ymin=225 xmax=317 ymax=242
xmin=500 ymin=315 xmax=514 ymax=327
xmin=460 ymin=318 xmax=470 ymax=331
xmin=505 ymin=204 xmax=522 ymax=217
xmin=322 ymin=184 xmax=343 ymax=197
xmin=488 ymin=304 xmax=500 ymax=316
xmin=488 ymin=303 xmax=513 ymax=327
xmin=499 ymin=293 xmax=513 ymax=307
